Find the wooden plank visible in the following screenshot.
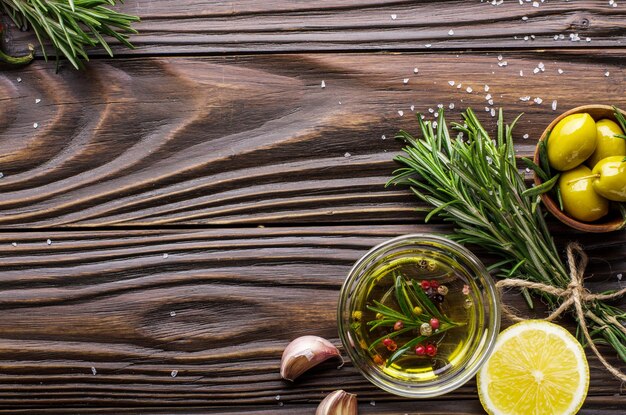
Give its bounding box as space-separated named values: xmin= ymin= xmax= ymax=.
xmin=0 ymin=226 xmax=623 ymax=412
xmin=3 ymin=1 xmax=626 ymax=56
xmin=1 ymin=51 xmax=626 ymax=227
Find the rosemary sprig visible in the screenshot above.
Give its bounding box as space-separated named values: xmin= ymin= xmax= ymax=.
xmin=366 ymin=274 xmax=461 ymax=367
xmin=388 ymin=108 xmax=626 ymax=365
xmin=1 ymin=0 xmax=139 ymax=69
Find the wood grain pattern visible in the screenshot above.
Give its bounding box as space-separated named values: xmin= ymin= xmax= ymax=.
xmin=0 ymin=226 xmax=623 ymax=412
xmin=3 ymin=0 xmax=626 ymax=56
xmin=1 ymin=51 xmax=626 ymax=227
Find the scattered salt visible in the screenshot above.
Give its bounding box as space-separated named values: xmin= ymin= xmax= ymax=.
xmin=171 ymin=370 xmax=178 ymax=378
xmin=605 ymin=71 xmax=610 ymax=77
xmin=170 ymin=311 xmax=176 ymax=317
xmin=558 ymin=68 xmax=564 ymax=74
xmin=532 ymin=1 xmax=539 ymax=7
xmin=449 ymin=103 xmax=455 ymax=109
xmin=403 ymin=78 xmax=409 ymax=84
xmin=35 ymin=98 xmax=41 ymax=104
xmin=520 ymin=96 xmax=531 ymax=102
xmin=398 ymin=110 xmax=404 ymax=116
xmin=414 ymin=67 xmax=419 ymax=73
xmin=522 ymin=16 xmax=528 ymax=21
xmin=533 ymin=68 xmax=540 ymax=74
xmin=534 ymin=97 xmax=543 ymax=104
xmin=391 ymin=14 xmax=397 ymax=20
xmin=485 ymin=94 xmax=492 ymax=100
xmin=276 ymin=395 xmax=281 ymax=401
xmin=344 ymin=152 xmax=351 ymax=158
xmin=91 ymin=367 xmax=97 ymax=375
xmin=16 ymin=77 xmax=21 ymax=83
xmin=466 ymin=86 xmax=473 ymax=93
xmin=381 ymin=135 xmax=386 ymax=140
xmin=410 ymin=105 xmax=415 ymax=111
xmin=11 ymin=242 xmax=17 ymax=247
xmin=46 ymin=239 xmax=52 ymax=245
xmin=523 ymin=134 xmax=529 ymax=139
xmin=163 ymin=253 xmax=169 ymax=259
xmin=448 ymin=80 xmax=455 ymax=86
xmin=498 ymin=55 xmax=503 ymax=61
xmin=490 ymin=108 xmax=496 ymax=117
xmin=320 ymin=80 xmax=325 ymax=88
xmin=520 ymin=70 xmax=524 ymax=76
xmin=448 ymin=29 xmax=455 ymax=36
xmin=425 ymin=44 xmax=432 ymax=48
xmin=618 ymin=273 xmax=623 ymax=281
xmin=552 ymin=100 xmax=558 ymax=111
xmin=484 ymin=85 xmax=490 ymax=92
xmin=33 ymin=122 xmax=38 ymax=129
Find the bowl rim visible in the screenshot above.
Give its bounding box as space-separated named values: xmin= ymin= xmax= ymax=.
xmin=337 ymin=233 xmax=501 ymax=398
xmin=533 ymin=104 xmax=626 ymax=233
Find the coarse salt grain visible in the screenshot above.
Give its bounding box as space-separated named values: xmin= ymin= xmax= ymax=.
xmin=391 ymin=14 xmax=397 ymax=20
xmin=617 ymin=273 xmax=623 ymax=281
xmin=425 ymin=44 xmax=432 ymax=48
xmin=457 ymin=83 xmax=462 ymax=89
xmin=414 ymin=67 xmax=419 ymax=73
xmin=523 ymin=134 xmax=529 ymax=139
xmin=320 ymin=80 xmax=325 ymax=88
xmin=533 ymin=68 xmax=540 ymax=74
xmin=552 ymin=100 xmax=558 ymax=111
xmin=35 ymin=98 xmax=41 ymax=104
xmin=605 ymin=71 xmax=610 ymax=77
xmin=410 ymin=105 xmax=415 ymax=111
xmin=33 ymin=122 xmax=38 ymax=129
xmin=11 ymin=242 xmax=17 ymax=247
xmin=497 ymin=55 xmax=503 ymax=61
xmin=520 ymin=96 xmax=531 ymax=102
xmin=91 ymin=367 xmax=97 ymax=375
xmin=170 ymin=311 xmax=176 ymax=317
xmin=520 ymin=70 xmax=524 ymax=76
xmin=448 ymin=29 xmax=454 ymax=36
xmin=171 ymin=370 xmax=178 ymax=378
xmin=344 ymin=152 xmax=351 ymax=158
xmin=534 ymin=97 xmax=543 ymax=104
xmin=448 ymin=80 xmax=455 ymax=86
xmin=558 ymin=68 xmax=564 ymax=74
xmin=466 ymin=86 xmax=473 ymax=93
xmin=484 ymin=85 xmax=490 ymax=92
xmin=532 ymin=1 xmax=539 ymax=6
xmin=490 ymin=108 xmax=496 ymax=117
xmin=163 ymin=253 xmax=169 ymax=259
xmin=449 ymin=103 xmax=455 ymax=109
xmin=485 ymin=94 xmax=492 ymax=100
xmin=398 ymin=110 xmax=404 ymax=116
xmin=403 ymin=78 xmax=409 ymax=84
xmin=16 ymin=77 xmax=21 ymax=83
xmin=381 ymin=135 xmax=386 ymax=140
xmin=47 ymin=239 xmax=52 ymax=245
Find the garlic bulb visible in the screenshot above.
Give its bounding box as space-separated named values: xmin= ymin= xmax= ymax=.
xmin=280 ymin=335 xmax=343 ymax=381
xmin=315 ymin=390 xmax=358 ymax=415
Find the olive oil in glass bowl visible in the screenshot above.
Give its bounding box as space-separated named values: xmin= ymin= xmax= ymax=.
xmin=337 ymin=234 xmax=500 ymax=398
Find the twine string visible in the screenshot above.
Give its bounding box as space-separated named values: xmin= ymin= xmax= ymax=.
xmin=496 ymin=242 xmax=626 ymax=382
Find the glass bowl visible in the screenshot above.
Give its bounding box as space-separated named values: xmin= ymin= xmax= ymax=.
xmin=337 ymin=234 xmax=500 ymax=398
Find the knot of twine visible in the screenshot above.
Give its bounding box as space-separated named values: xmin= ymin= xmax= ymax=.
xmin=496 ymin=242 xmax=626 ymax=382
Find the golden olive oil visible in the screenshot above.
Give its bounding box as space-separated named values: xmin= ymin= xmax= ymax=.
xmin=349 ymin=253 xmax=481 ymax=382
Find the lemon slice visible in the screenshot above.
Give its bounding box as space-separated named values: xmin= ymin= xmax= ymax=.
xmin=478 ymin=320 xmax=589 ymax=415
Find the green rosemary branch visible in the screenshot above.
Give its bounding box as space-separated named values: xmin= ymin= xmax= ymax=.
xmin=366 ymin=274 xmax=461 ymax=366
xmin=388 ymin=108 xmax=626 ymax=364
xmin=0 ymin=0 xmax=139 ymax=69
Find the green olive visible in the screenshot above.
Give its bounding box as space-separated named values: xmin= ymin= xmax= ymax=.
xmin=590 ymin=156 xmax=626 ymax=202
xmin=547 ymin=113 xmax=597 ymax=171
xmin=587 ymin=119 xmax=626 ymax=168
xmin=558 ymin=165 xmax=609 ymax=222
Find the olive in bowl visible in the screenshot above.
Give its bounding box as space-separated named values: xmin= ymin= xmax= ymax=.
xmin=533 ymin=105 xmax=626 ymax=233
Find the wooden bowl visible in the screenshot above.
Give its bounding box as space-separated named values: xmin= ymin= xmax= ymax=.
xmin=534 ymin=104 xmax=626 ymax=233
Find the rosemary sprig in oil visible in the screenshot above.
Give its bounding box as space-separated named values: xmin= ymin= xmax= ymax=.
xmin=366 ymin=274 xmax=461 ymax=366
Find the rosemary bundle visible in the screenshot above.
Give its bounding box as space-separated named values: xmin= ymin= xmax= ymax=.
xmin=388 ymin=108 xmax=626 ymax=377
xmin=0 ymin=0 xmax=139 ymax=69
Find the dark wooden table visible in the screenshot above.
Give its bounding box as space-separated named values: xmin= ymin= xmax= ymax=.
xmin=1 ymin=1 xmax=625 ymax=414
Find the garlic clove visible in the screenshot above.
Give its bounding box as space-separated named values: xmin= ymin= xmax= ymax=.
xmin=280 ymin=335 xmax=343 ymax=381
xmin=316 ymin=390 xmax=358 ymax=415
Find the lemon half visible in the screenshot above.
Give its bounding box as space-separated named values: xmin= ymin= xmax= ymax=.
xmin=477 ymin=320 xmax=589 ymax=415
